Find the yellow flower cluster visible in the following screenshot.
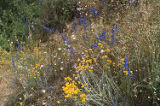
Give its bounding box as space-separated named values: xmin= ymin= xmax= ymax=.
xmin=76 ymin=56 xmax=96 ymax=72
xmin=62 ymin=77 xmax=81 ymax=98
xmin=80 ymin=93 xmax=88 ymax=103
xmin=28 ymin=64 xmax=40 ymax=78
xmin=98 ymin=43 xmax=103 ymax=48
xmin=123 ymin=70 xmax=133 ymax=76
xmin=62 ymin=77 xmax=88 ymax=103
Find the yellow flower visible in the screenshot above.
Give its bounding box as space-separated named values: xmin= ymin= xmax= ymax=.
xmin=88 ymin=49 xmax=92 ymax=51
xmin=80 ymin=94 xmax=86 ymax=98
xmin=57 ymin=100 xmax=60 ymax=104
xmin=98 ymin=43 xmax=102 ymax=46
xmin=112 ymin=62 xmax=116 ymax=66
xmin=23 ymin=94 xmax=26 ymax=98
xmin=29 ymin=94 xmax=33 ymax=97
xmin=86 ymin=56 xmax=89 ymax=58
xmin=107 ymin=59 xmax=112 ymax=64
xmin=82 ymin=98 xmax=86 ymax=103
xmin=98 ymin=43 xmax=103 ymax=48
xmin=65 ymin=77 xmax=72 ymax=81
xmin=106 ymin=48 xmax=110 ymax=53
xmin=85 ymin=83 xmax=88 ymax=86
xmin=24 ymin=86 xmax=26 ymax=89
xmin=73 ymin=96 xmax=77 ymax=100
xmin=89 ymin=70 xmax=93 ymax=72
xmin=99 ymin=93 xmax=103 ymax=97
xmin=19 ymin=102 xmax=23 ymax=106
xmin=93 ymin=58 xmax=96 ymax=62
xmin=121 ymin=58 xmax=124 ymax=62
xmin=77 ymin=59 xmax=80 ymax=62
xmin=36 ymin=64 xmax=40 ymax=67
xmin=123 ymin=71 xmax=133 ymax=76
xmin=74 ymin=90 xmax=78 ymax=95
xmin=102 ymin=55 xmax=108 ymax=59
xmin=87 ymin=90 xmax=91 ymax=92
xmin=65 ymin=94 xmax=72 ymax=98
xmin=117 ymin=63 xmax=121 ymax=66
xmin=31 ymin=87 xmax=34 ymax=90
xmin=85 ymin=50 xmax=88 ymax=52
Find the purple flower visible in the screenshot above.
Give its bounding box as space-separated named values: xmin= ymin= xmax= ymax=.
xmin=79 ymin=16 xmax=88 ymax=30
xmin=96 ymin=29 xmax=106 ymax=42
xmin=130 ymin=18 xmax=134 ymax=22
xmin=12 ymin=58 xmax=15 ymax=67
xmin=140 ymin=12 xmax=142 ymax=18
xmin=89 ymin=7 xmax=100 ymax=18
xmin=82 ymin=35 xmax=88 ymax=44
xmin=112 ymin=96 xmax=116 ymax=106
xmin=47 ymin=64 xmax=52 ymax=71
xmin=123 ymin=57 xmax=135 ymax=79
xmin=91 ymin=43 xmax=98 ymax=48
xmin=37 ymin=0 xmax=41 ymax=4
xmin=70 ymin=50 xmax=75 ymax=58
xmin=64 ymin=46 xmax=75 ymax=58
xmin=59 ymin=33 xmax=72 ymax=45
xmin=64 ymin=46 xmax=73 ymax=50
xmin=49 ymin=86 xmax=53 ymax=93
xmin=111 ymin=24 xmax=119 ymax=46
xmin=17 ymin=41 xmax=21 ymax=51
xmin=133 ymin=36 xmax=137 ymax=40
xmin=21 ymin=18 xmax=29 ymax=26
xmin=42 ymin=25 xmax=54 ymax=33
xmin=102 ymin=0 xmax=105 ymax=7
xmin=74 ymin=23 xmax=76 ymax=34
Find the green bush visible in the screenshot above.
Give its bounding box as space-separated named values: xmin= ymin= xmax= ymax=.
xmin=0 ymin=0 xmax=78 ymax=50
xmin=39 ymin=0 xmax=78 ymax=32
xmin=0 ymin=0 xmax=42 ymax=50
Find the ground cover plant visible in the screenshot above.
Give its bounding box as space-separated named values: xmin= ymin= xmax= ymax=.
xmin=0 ymin=0 xmax=160 ymax=106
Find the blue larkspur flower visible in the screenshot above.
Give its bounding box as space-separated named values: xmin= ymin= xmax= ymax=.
xmin=111 ymin=24 xmax=119 ymax=46
xmin=64 ymin=46 xmax=73 ymax=50
xmin=102 ymin=0 xmax=105 ymax=7
xmin=79 ymin=16 xmax=88 ymax=30
xmin=42 ymin=25 xmax=54 ymax=33
xmin=82 ymin=35 xmax=88 ymax=44
xmin=17 ymin=41 xmax=21 ymax=51
xmin=59 ymin=33 xmax=72 ymax=45
xmin=70 ymin=50 xmax=75 ymax=58
xmin=12 ymin=58 xmax=15 ymax=67
xmin=89 ymin=7 xmax=100 ymax=18
xmin=21 ymin=18 xmax=29 ymax=26
xmin=96 ymin=29 xmax=106 ymax=42
xmin=123 ymin=57 xmax=134 ymax=78
xmin=112 ymin=96 xmax=116 ymax=106
xmin=74 ymin=23 xmax=76 ymax=34
xmin=91 ymin=43 xmax=98 ymax=48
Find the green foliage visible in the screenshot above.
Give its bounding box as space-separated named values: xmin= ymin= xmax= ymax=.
xmin=0 ymin=0 xmax=42 ymax=50
xmin=0 ymin=36 xmax=10 ymax=51
xmin=0 ymin=0 xmax=78 ymax=49
xmin=40 ymin=0 xmax=78 ymax=32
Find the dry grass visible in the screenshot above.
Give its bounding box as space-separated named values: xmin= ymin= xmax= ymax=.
xmin=0 ymin=70 xmax=13 ymax=105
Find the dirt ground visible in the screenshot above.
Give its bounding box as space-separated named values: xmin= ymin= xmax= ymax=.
xmin=0 ymin=67 xmax=13 ymax=105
